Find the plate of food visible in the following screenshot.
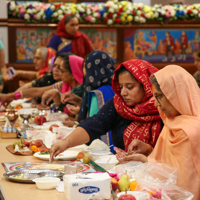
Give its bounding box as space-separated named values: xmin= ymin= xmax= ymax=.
xmin=34 ymin=150 xmax=78 ymax=161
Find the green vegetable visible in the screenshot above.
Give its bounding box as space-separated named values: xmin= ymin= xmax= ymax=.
xmin=39 ymin=151 xmax=50 ymax=155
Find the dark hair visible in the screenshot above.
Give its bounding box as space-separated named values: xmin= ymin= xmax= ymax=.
xmin=64 ymin=14 xmax=77 ymax=25
xmin=149 ymin=74 xmax=161 ymax=92
xmin=55 ymin=52 xmax=74 ymax=74
xmin=194 ymin=49 xmax=200 ymax=58
xmin=116 ymin=65 xmax=136 ymax=80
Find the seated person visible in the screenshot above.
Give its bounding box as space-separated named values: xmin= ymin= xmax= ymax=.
xmin=48 ymin=14 xmax=93 ymax=58
xmin=121 ymin=65 xmax=200 ymax=200
xmin=42 ymin=50 xmax=115 ymax=126
xmin=0 ymin=54 xmax=83 ymax=107
xmin=8 ymin=47 xmax=55 ymax=84
xmin=193 ymin=49 xmax=200 ymax=87
xmin=49 ymin=59 xmax=162 ymax=161
xmin=15 ymin=53 xmax=69 ymax=105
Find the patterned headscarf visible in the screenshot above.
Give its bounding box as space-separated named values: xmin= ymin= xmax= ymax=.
xmin=112 ymin=59 xmax=162 ymax=151
xmin=78 ymin=50 xmax=115 ymax=122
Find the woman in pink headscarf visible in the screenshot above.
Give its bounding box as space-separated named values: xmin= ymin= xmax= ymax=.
xmin=121 ymin=65 xmax=200 ymax=199
xmin=0 ymin=54 xmax=83 ymax=110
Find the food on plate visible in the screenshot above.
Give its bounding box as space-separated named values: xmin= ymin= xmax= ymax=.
xmin=83 ymin=156 xmax=90 ymax=164
xmin=118 ymin=173 xmax=130 ymax=192
xmin=111 ymin=177 xmax=118 ymax=191
xmin=13 ymin=136 xmax=26 ymax=150
xmin=118 ymin=191 xmax=136 ymax=200
xmin=130 ymin=180 xmax=137 ymax=191
xmin=36 ymin=115 xmax=47 ymax=125
xmin=49 ymin=124 xmax=59 ymax=132
xmin=39 ymin=150 xmax=50 ymax=155
xmin=10 ymin=173 xmax=24 ymax=179
xmin=30 ymin=145 xmax=39 ymax=153
xmin=77 ymin=152 xmax=85 ymax=159
xmin=30 ymin=140 xmax=42 ymax=148
xmin=24 ymin=141 xmax=30 ymax=147
xmin=15 ymin=104 xmax=23 ymax=110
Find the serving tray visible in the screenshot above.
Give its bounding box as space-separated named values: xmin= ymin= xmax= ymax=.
xmin=3 ymin=169 xmax=64 ymax=183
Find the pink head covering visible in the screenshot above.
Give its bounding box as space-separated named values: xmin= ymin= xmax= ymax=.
xmin=148 ymin=65 xmax=200 ymax=198
xmin=61 ymin=55 xmax=84 ymax=94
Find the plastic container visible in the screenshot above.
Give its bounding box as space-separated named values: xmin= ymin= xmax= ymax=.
xmin=95 ymin=158 xmax=119 ymax=170
xmin=89 ymin=150 xmax=111 ymax=160
xmin=32 ymin=177 xmax=60 ymax=190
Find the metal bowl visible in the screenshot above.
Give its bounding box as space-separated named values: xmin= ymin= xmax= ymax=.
xmin=5 ymin=109 xmax=18 ymax=122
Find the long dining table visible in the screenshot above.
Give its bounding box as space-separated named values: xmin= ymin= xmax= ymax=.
xmin=0 ymin=137 xmax=116 ymax=200
xmin=0 ymin=137 xmax=68 ymax=200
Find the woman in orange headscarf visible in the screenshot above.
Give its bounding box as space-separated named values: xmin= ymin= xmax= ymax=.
xmin=7 ymin=47 xmax=55 ymax=87
xmin=48 ymin=14 xmax=93 ymax=58
xmin=123 ymin=65 xmax=200 ymax=199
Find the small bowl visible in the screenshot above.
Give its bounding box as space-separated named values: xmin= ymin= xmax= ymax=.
xmin=95 ymin=158 xmax=119 ymax=170
xmin=5 ymin=109 xmax=18 ymax=122
xmin=32 ymin=177 xmax=60 ymax=190
xmin=89 ymin=150 xmax=111 ymax=160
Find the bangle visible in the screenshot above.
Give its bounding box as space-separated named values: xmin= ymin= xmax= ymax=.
xmin=73 ymin=121 xmax=79 ymax=128
xmin=14 ymin=91 xmax=21 ymax=100
xmin=63 ymin=138 xmax=71 ymax=148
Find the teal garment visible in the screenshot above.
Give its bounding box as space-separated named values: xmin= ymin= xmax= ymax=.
xmin=0 ymin=40 xmax=4 ymax=50
xmin=89 ymin=94 xmax=98 ymax=117
xmin=71 ymin=83 xmax=83 ymax=98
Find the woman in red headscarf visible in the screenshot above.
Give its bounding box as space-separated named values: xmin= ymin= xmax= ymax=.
xmin=49 ymin=60 xmax=163 ymax=162
xmin=48 ymin=14 xmax=93 ymax=58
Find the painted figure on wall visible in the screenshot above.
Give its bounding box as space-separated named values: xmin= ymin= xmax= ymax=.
xmin=17 ymin=41 xmax=26 ymax=60
xmin=178 ymin=31 xmax=188 ymax=61
xmin=162 ymin=32 xmax=176 ymax=62
xmin=135 ymin=31 xmax=152 ymax=58
xmin=124 ymin=28 xmax=199 ymax=63
xmin=25 ymin=40 xmax=34 ymax=60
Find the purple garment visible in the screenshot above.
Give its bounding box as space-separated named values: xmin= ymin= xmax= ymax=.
xmin=48 ymin=35 xmax=72 ymax=53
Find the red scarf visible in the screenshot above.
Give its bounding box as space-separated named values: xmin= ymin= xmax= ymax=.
xmin=112 ymin=59 xmax=161 ymax=151
xmin=56 ymin=14 xmax=93 ymax=58
xmin=37 ymin=48 xmax=55 ymax=79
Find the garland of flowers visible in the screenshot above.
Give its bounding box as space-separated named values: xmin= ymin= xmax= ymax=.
xmin=7 ymin=0 xmax=200 ymax=25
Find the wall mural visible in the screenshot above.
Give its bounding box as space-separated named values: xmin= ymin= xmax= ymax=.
xmin=124 ymin=29 xmax=200 ymax=63
xmin=16 ymin=28 xmax=117 ymax=63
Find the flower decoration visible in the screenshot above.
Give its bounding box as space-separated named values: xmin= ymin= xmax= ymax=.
xmin=7 ymin=1 xmax=200 ymax=25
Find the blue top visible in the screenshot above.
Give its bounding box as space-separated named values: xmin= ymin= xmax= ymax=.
xmin=48 ymin=35 xmax=71 ymax=53
xmin=0 ymin=40 xmax=4 ymax=50
xmin=78 ymin=98 xmax=133 ymax=150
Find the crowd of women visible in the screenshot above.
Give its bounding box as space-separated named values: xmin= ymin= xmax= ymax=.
xmin=0 ymin=13 xmax=200 ymax=199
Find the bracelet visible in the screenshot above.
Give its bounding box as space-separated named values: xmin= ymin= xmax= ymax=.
xmin=14 ymin=91 xmax=21 ymax=100
xmin=73 ymin=121 xmax=79 ymax=128
xmin=63 ymin=138 xmax=71 ymax=148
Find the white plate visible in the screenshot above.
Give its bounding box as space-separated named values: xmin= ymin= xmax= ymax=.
xmin=43 ymin=121 xmax=63 ymax=127
xmin=34 ymin=150 xmax=78 ymax=161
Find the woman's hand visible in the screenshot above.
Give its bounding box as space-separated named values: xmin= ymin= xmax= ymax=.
xmin=123 ymin=154 xmax=148 ymax=163
xmin=36 ymin=104 xmax=50 ymax=110
xmin=127 ymin=139 xmax=152 ymax=156
xmin=42 ymin=89 xmax=60 ymax=105
xmin=62 ymin=118 xmax=75 ymax=127
xmin=61 ymin=91 xmax=82 ymax=107
xmin=66 ymin=104 xmax=80 ymax=115
xmin=0 ymin=93 xmax=14 ymax=107
xmin=50 ymin=140 xmax=70 ymax=162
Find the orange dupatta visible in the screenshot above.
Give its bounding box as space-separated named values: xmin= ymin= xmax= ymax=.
xmin=37 ymin=48 xmax=55 ymax=79
xmin=148 ymin=65 xmax=200 ymax=199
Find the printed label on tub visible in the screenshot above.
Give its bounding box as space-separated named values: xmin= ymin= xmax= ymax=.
xmin=79 ymin=186 xmax=100 ymax=194
xmin=64 ymin=173 xmax=111 ymax=200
